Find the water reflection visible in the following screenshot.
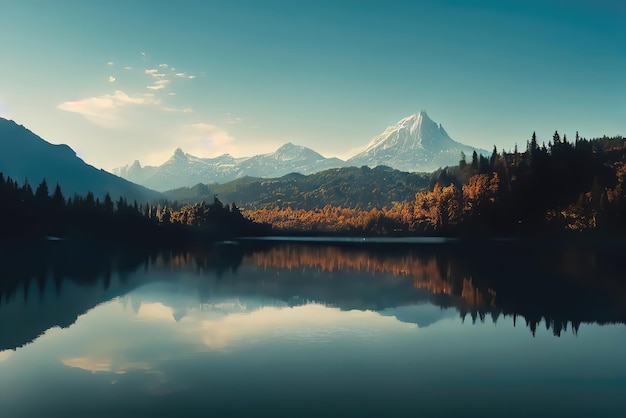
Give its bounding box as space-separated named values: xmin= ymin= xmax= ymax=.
xmin=1 ymin=239 xmax=626 ymax=354
xmin=1 ymin=240 xmax=626 ymax=417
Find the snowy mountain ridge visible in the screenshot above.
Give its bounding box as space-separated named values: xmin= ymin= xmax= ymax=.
xmin=114 ymin=112 xmax=488 ymax=191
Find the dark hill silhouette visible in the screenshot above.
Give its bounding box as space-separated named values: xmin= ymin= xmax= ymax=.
xmin=0 ymin=118 xmax=161 ymax=202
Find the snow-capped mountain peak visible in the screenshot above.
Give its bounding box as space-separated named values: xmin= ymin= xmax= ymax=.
xmin=396 ymin=111 xmax=432 ymax=134
xmin=273 ymin=142 xmax=324 ymax=162
xmin=172 ymin=148 xmax=187 ymax=159
xmin=114 ymin=142 xmax=346 ymax=191
xmin=348 ymin=111 xmax=488 ymax=172
xmin=114 ymin=111 xmax=488 ymax=190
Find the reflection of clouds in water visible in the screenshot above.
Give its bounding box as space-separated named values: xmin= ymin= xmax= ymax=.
xmin=62 ymin=355 xmax=158 ymax=377
xmin=62 ymin=356 xmax=120 ymax=373
xmin=137 ymin=302 xmax=175 ymax=322
xmin=193 ymin=304 xmax=409 ymax=349
xmin=59 ymin=296 xmax=417 ymax=377
xmin=0 ymin=349 xmax=14 ymax=362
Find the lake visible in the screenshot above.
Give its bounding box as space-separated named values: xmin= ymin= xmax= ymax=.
xmin=1 ymin=239 xmax=625 ymax=417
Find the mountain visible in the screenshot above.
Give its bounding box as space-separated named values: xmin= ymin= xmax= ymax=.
xmin=114 ymin=148 xmax=247 ymax=193
xmin=115 ymin=111 xmax=488 ymax=191
xmin=0 ymin=118 xmax=161 ymax=202
xmin=114 ymin=143 xmax=346 ymax=192
xmin=163 ymin=165 xmax=431 ymax=210
xmin=348 ymin=111 xmax=489 ymax=172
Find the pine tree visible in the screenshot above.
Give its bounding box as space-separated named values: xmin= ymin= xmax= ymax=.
xmin=52 ymin=183 xmax=65 ymax=208
xmin=528 ymin=132 xmax=538 ymax=166
xmin=35 ymin=178 xmax=49 ymax=201
xmin=490 ymin=145 xmax=498 ymax=168
xmin=104 ymin=193 xmax=114 ymax=214
xmin=471 ymin=150 xmax=478 ymax=171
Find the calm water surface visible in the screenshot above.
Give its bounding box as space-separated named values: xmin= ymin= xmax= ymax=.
xmin=0 ymin=240 xmax=625 ymax=417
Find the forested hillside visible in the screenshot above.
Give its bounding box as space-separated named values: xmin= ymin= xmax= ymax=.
xmin=164 ymin=165 xmax=431 ymax=210
xmin=246 ymin=133 xmax=626 ymax=236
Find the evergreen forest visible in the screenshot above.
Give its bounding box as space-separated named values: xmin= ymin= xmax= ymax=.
xmin=2 ymin=131 xmax=626 ymax=243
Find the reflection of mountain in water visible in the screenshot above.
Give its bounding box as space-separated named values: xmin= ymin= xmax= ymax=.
xmin=1 ymin=239 xmax=626 ymax=351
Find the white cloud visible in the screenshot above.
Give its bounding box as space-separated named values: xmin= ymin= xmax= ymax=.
xmin=108 ymin=76 xmax=116 ymax=83
xmin=124 ymin=66 xmax=133 ymax=70
xmin=57 ymin=90 xmax=160 ymax=127
xmin=174 ymin=72 xmax=196 ymax=79
xmin=163 ymin=107 xmax=193 ymax=113
xmin=158 ymin=63 xmax=168 ymax=68
xmin=147 ymin=79 xmax=171 ymax=90
xmin=107 ymin=61 xmax=114 ymax=66
xmin=145 ymin=69 xmax=167 ymax=79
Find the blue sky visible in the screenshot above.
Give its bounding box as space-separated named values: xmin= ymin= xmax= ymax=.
xmin=1 ymin=0 xmax=624 ymax=170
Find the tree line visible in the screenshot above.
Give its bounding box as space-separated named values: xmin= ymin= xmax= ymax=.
xmin=0 ymin=175 xmax=268 ymax=245
xmin=247 ymin=132 xmax=626 ymax=236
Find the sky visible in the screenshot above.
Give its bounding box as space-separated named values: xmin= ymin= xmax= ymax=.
xmin=0 ymin=0 xmax=624 ymax=171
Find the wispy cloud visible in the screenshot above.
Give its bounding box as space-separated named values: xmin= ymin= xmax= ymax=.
xmin=174 ymin=72 xmax=195 ymax=79
xmin=163 ymin=107 xmax=193 ymax=113
xmin=58 ymin=90 xmax=160 ymax=127
xmin=58 ymin=58 xmax=197 ymax=129
xmin=143 ymin=64 xmax=195 ymax=91
xmin=147 ymin=79 xmax=171 ymax=90
xmin=225 ymin=113 xmax=244 ymax=125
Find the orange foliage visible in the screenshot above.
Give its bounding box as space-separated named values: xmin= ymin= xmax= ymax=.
xmin=247 ymin=244 xmax=495 ymax=306
xmin=246 ymin=172 xmax=502 ymax=234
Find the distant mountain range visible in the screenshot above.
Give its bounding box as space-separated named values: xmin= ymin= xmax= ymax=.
xmin=114 ymin=143 xmax=346 ymax=192
xmin=115 ymin=111 xmax=488 ymax=191
xmin=0 ymin=118 xmax=161 ymax=202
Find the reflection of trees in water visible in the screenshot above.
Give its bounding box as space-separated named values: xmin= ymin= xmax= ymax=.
xmin=457 ymin=309 xmax=583 ymax=337
xmin=0 ymin=241 xmax=152 ymax=307
xmin=1 ymin=240 xmax=625 ymax=344
xmin=0 ymin=241 xmax=247 ymax=351
xmin=449 ymin=240 xmax=626 ymax=336
xmin=243 ymin=241 xmax=626 ymax=336
xmin=246 ymin=244 xmax=496 ymax=308
xmin=0 ymin=241 xmax=246 ymax=306
xmin=154 ymin=245 xmax=245 ymax=277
